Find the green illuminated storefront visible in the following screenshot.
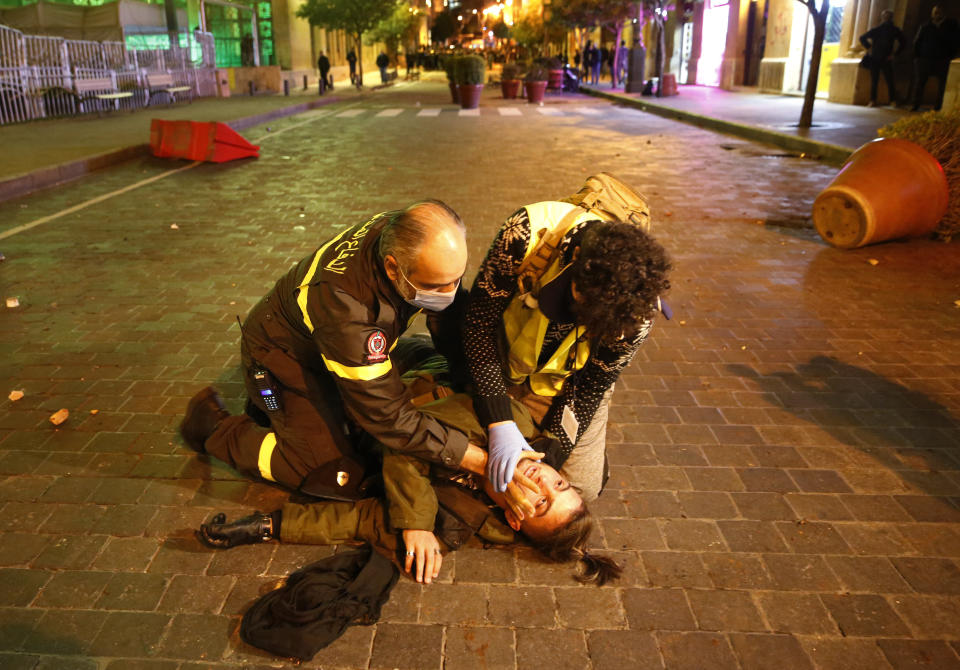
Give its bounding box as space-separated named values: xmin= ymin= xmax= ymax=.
xmin=0 ymin=0 xmax=275 ymax=67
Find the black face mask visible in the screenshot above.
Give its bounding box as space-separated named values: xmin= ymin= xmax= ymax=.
xmin=536 ymin=263 xmax=577 ymax=323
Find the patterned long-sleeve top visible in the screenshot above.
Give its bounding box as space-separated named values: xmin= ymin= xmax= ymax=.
xmin=463 ymin=207 xmax=652 ymax=468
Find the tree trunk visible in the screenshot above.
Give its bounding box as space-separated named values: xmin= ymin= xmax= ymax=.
xmin=655 ymin=18 xmax=665 ymax=96
xmin=355 ymin=32 xmax=364 ymax=87
xmin=798 ymin=3 xmax=828 ymax=128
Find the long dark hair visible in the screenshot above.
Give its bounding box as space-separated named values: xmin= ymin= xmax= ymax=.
xmin=525 ymin=505 xmax=622 ymax=586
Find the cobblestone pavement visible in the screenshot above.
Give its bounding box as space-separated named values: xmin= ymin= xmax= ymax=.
xmin=1 ymin=80 xmax=958 ymax=670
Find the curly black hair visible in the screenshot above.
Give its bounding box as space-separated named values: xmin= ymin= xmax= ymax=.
xmin=569 ymin=220 xmax=671 ymax=344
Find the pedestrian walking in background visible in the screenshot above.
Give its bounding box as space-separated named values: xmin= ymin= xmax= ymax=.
xmin=347 ymin=49 xmax=358 ymax=86
xmin=615 ymin=40 xmax=629 ymax=88
xmin=911 ymin=5 xmax=960 ymax=111
xmin=574 ymin=49 xmax=581 ymax=78
xmin=585 ymin=41 xmax=600 ymax=85
xmin=317 ymin=51 xmax=330 ymax=95
xmin=377 ymin=51 xmax=390 ymax=84
xmin=600 ymin=45 xmax=610 ymax=82
xmin=859 ymin=9 xmax=905 ymax=107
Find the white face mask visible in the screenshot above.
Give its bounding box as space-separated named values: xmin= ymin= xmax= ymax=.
xmin=398 ymin=266 xmax=460 ymax=311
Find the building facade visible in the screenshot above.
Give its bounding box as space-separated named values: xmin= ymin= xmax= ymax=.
xmin=679 ymin=0 xmax=959 ymax=109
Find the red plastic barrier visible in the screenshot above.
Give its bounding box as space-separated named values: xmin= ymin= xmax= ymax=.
xmin=150 ymin=120 xmax=259 ymax=162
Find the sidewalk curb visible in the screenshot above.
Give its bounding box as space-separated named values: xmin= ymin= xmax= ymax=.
xmin=0 ymin=95 xmax=344 ymax=204
xmin=581 ymin=87 xmax=854 ymax=166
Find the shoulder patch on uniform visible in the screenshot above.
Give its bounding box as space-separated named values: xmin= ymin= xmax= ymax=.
xmin=365 ymin=330 xmax=388 ymax=364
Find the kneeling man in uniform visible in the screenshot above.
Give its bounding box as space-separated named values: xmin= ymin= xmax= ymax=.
xmin=179 ymin=200 xmax=472 ymax=499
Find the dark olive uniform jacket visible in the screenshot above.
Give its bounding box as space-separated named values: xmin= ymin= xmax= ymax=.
xmin=240 ymin=212 xmax=469 ymax=486
xmin=278 ymin=383 xmax=547 ymax=557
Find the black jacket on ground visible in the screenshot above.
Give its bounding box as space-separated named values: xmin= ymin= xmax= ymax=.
xmin=240 ymin=546 xmax=397 ymax=661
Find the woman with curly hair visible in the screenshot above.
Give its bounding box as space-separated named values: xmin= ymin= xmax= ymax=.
xmin=464 ymin=176 xmax=672 ymax=503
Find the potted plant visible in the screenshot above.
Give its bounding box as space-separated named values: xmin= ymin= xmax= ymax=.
xmin=524 ymin=64 xmax=548 ymax=104
xmin=878 ymin=109 xmax=960 ymax=241
xmin=443 ymin=55 xmax=459 ymax=104
xmin=501 ymin=62 xmax=522 ymax=99
xmin=456 ymin=54 xmax=486 ymax=110
xmin=546 ymin=57 xmax=563 ymax=92
xmin=812 ymin=108 xmax=960 ymax=249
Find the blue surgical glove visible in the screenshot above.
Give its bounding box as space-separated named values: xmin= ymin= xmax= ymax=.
xmin=486 ymin=421 xmax=530 ymax=493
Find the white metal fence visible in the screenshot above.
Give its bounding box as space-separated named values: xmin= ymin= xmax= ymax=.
xmin=0 ymin=23 xmax=216 ymax=126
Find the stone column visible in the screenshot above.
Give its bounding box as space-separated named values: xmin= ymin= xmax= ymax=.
xmin=720 ymin=0 xmax=749 ymax=90
xmin=851 ymin=0 xmax=873 ymax=49
xmin=838 ymin=0 xmax=860 ymax=57
xmin=942 ymin=59 xmax=960 ymax=113
xmin=758 ymin=0 xmax=795 ymax=93
xmin=684 ymin=1 xmax=704 ymax=84
xmin=830 ymin=0 xmax=877 ymax=105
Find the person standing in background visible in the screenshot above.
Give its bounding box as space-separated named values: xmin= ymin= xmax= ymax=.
xmin=317 ymin=52 xmax=330 ymax=95
xmin=376 ymin=51 xmax=390 ymax=84
xmin=859 ymin=9 xmax=905 ymax=107
xmin=912 ymin=5 xmax=960 ymax=111
xmin=347 ymin=49 xmax=358 ymax=86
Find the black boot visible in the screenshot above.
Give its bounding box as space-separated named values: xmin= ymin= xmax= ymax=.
xmin=197 ymin=511 xmax=274 ymax=548
xmin=179 ymin=386 xmax=230 ymax=453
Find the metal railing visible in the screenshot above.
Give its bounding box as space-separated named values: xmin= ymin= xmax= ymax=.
xmin=0 ymin=23 xmax=217 ymax=126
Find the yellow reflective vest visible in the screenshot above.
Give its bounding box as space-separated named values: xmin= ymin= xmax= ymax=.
xmin=502 ymin=201 xmax=610 ymax=396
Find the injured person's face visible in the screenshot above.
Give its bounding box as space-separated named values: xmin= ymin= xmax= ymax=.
xmin=484 ymin=459 xmax=584 ymax=538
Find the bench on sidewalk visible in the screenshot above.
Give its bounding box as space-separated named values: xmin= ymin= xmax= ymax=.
xmin=73 ymin=77 xmax=134 ymax=115
xmin=146 ymin=73 xmax=193 ymax=106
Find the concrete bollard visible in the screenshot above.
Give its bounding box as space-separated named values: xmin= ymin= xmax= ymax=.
xmin=283 ymin=79 xmax=290 ymax=96
xmin=303 ymin=75 xmax=308 ymax=90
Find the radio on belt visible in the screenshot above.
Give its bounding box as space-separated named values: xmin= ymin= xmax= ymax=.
xmin=252 ymin=368 xmax=281 ymax=411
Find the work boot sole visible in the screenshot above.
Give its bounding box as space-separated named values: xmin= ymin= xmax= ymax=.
xmin=180 ymin=386 xmax=228 ymax=454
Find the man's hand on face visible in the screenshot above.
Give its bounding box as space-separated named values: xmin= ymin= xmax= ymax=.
xmin=402 ymin=529 xmax=443 ymax=584
xmin=502 ymin=454 xmax=545 ymax=521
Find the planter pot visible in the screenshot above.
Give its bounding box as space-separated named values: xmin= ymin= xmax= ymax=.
xmin=501 ymin=79 xmax=521 ymax=99
xmin=812 ymin=138 xmax=948 ymax=248
xmin=448 ymin=81 xmax=459 ymax=104
xmin=525 ymin=80 xmax=547 ymax=104
xmin=547 ymin=69 xmax=563 ymax=91
xmin=458 ymin=83 xmax=483 ymax=109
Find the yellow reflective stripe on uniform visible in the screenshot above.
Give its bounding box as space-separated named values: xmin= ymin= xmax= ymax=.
xmin=296 ymin=227 xmax=355 ymax=334
xmin=321 ymin=354 xmax=393 ymax=381
xmin=258 ymin=432 xmax=278 ymax=482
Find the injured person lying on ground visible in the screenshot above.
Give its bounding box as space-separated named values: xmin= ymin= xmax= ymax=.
xmin=196 ymin=362 xmax=622 ymax=587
